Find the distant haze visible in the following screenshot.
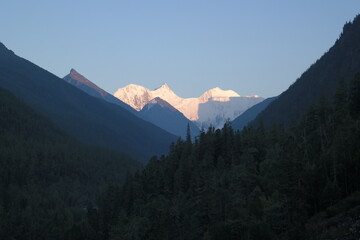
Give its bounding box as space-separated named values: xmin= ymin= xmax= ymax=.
xmin=0 ymin=1 xmax=359 ymax=98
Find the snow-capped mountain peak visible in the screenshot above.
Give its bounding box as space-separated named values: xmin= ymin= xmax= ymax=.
xmin=114 ymin=83 xmax=263 ymax=128
xmin=122 ymin=84 xmax=148 ymax=93
xmin=205 ymin=87 xmax=240 ymax=97
xmin=152 ymin=83 xmax=178 ymax=97
xmin=114 ymin=84 xmax=152 ymax=111
xmin=155 ymin=83 xmax=171 ymax=91
xmin=199 ymin=87 xmax=240 ymax=103
xmin=152 ymin=84 xmax=182 ymax=105
xmin=114 ymin=83 xmax=184 ymax=111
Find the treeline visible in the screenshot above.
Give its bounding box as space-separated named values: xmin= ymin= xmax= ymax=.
xmin=98 ymin=74 xmax=360 ymax=240
xmin=0 ymin=87 xmax=141 ymax=240
xmin=2 ymin=70 xmax=360 ymax=239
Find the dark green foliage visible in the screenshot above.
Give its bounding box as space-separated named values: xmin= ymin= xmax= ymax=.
xmin=306 ymin=191 xmax=360 ymax=240
xmin=3 ymin=14 xmax=360 ymax=239
xmin=102 ymin=74 xmax=360 ymax=240
xmin=0 ymin=87 xmax=141 ymax=239
xmin=349 ymin=72 xmax=360 ymax=118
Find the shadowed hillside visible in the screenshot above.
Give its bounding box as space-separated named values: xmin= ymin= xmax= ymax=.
xmin=0 ymin=86 xmax=142 ymax=239
xmin=0 ymin=42 xmax=177 ymax=162
xmin=253 ymin=15 xmax=360 ymax=127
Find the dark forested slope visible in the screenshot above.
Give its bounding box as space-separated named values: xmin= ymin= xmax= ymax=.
xmin=99 ymin=74 xmax=360 ymax=240
xmin=0 ymin=87 xmax=141 ymax=239
xmin=253 ymin=15 xmax=360 ymax=127
xmin=0 ymin=43 xmax=177 ymax=162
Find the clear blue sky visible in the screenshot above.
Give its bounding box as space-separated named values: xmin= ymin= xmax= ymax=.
xmin=0 ymin=1 xmax=359 ymax=98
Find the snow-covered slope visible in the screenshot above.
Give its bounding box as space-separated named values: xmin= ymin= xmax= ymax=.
xmin=113 ymin=84 xmax=152 ymax=111
xmin=198 ymin=87 xmax=240 ymax=103
xmin=198 ymin=96 xmax=263 ymax=129
xmin=114 ymin=84 xmax=199 ymax=119
xmin=114 ymin=84 xmax=263 ymax=128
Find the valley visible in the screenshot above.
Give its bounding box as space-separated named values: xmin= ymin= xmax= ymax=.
xmin=0 ymin=3 xmax=360 ymax=240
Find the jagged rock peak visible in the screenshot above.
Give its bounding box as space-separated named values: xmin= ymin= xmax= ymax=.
xmin=69 ymin=68 xmax=84 ymax=79
xmin=155 ymin=83 xmax=171 ymax=90
xmin=66 ymin=68 xmax=95 ymax=86
xmin=70 ymin=68 xmax=78 ymax=75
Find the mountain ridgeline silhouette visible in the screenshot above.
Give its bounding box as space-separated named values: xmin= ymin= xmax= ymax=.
xmin=252 ymin=14 xmax=360 ymax=127
xmin=140 ymin=97 xmax=200 ymax=138
xmin=63 ymin=69 xmax=200 ymax=138
xmin=63 ymin=69 xmax=138 ymax=115
xmin=1 ymin=13 xmax=360 ymax=240
xmin=0 ymin=43 xmax=177 ymax=162
xmin=231 ymin=96 xmax=277 ymax=130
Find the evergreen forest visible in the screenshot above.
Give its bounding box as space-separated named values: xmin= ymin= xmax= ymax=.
xmin=1 ymin=8 xmax=360 ymax=240
xmin=0 ymin=87 xmax=141 ymax=240
xmin=1 ymin=62 xmax=360 ymax=240
xmin=98 ymin=74 xmax=360 ymax=240
xmin=2 ymin=18 xmax=360 ymax=237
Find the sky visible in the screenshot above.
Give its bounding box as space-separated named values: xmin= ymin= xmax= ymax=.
xmin=0 ymin=1 xmax=359 ymax=98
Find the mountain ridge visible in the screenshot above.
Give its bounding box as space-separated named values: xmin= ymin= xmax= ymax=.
xmin=140 ymin=97 xmax=200 ymax=138
xmin=0 ymin=85 xmax=142 ymax=238
xmin=231 ymin=96 xmax=277 ymax=130
xmin=252 ymin=14 xmax=360 ymax=127
xmin=114 ymin=83 xmax=263 ymax=128
xmin=63 ymin=69 xmax=200 ymax=138
xmin=0 ymin=42 xmax=177 ymax=162
xmin=63 ymin=68 xmax=137 ymax=114
xmin=145 ymin=97 xmax=178 ymax=111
